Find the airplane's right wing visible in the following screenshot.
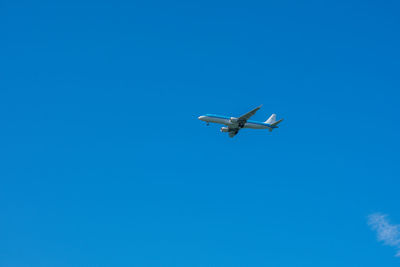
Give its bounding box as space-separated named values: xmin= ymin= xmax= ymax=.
xmin=236 ymin=105 xmax=262 ymax=128
xmin=238 ymin=105 xmax=262 ymax=122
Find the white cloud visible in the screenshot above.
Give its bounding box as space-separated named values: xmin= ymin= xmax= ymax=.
xmin=368 ymin=213 xmax=400 ymax=257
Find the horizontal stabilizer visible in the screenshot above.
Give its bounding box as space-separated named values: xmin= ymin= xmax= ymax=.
xmin=268 ymin=118 xmax=283 ymax=132
xmin=271 ymin=119 xmax=283 ymax=127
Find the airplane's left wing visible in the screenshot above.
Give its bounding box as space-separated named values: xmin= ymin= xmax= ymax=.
xmin=237 ymin=105 xmax=262 ymax=127
xmin=228 ymin=128 xmax=239 ymax=138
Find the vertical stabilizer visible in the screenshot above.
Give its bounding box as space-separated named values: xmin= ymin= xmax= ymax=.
xmin=265 ymin=114 xmax=276 ymax=124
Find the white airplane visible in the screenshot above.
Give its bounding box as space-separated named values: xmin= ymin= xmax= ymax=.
xmin=198 ymin=105 xmax=283 ymax=137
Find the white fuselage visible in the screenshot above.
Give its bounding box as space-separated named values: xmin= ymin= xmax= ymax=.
xmin=198 ymin=114 xmax=272 ymax=130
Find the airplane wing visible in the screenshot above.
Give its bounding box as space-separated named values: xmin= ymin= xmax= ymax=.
xmin=228 ymin=127 xmax=239 ymax=138
xmin=237 ymin=105 xmax=262 ymax=127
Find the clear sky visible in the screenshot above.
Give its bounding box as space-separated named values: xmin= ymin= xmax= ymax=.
xmin=2 ymin=0 xmax=400 ymax=266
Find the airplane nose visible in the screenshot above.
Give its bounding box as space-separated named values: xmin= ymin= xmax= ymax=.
xmin=198 ymin=116 xmax=205 ymax=120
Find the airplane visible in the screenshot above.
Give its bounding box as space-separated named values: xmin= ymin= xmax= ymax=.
xmin=198 ymin=105 xmax=283 ymax=137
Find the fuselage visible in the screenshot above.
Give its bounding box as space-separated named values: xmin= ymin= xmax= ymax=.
xmin=198 ymin=114 xmax=275 ymax=130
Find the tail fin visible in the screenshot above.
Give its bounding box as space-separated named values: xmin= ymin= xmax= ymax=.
xmin=265 ymin=114 xmax=276 ymax=124
xmin=266 ymin=114 xmax=283 ymax=132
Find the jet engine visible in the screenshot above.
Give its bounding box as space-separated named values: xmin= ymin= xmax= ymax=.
xmin=230 ymin=117 xmax=238 ymax=123
xmin=220 ymin=127 xmax=229 ymax=132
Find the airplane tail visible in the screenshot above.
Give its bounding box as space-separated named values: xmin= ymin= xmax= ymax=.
xmin=265 ymin=114 xmax=283 ymax=132
xmin=265 ymin=114 xmax=276 ymax=124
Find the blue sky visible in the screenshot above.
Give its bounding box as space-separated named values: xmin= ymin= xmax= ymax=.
xmin=1 ymin=0 xmax=400 ymax=266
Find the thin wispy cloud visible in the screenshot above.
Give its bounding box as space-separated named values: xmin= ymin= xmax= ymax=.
xmin=368 ymin=213 xmax=400 ymax=257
